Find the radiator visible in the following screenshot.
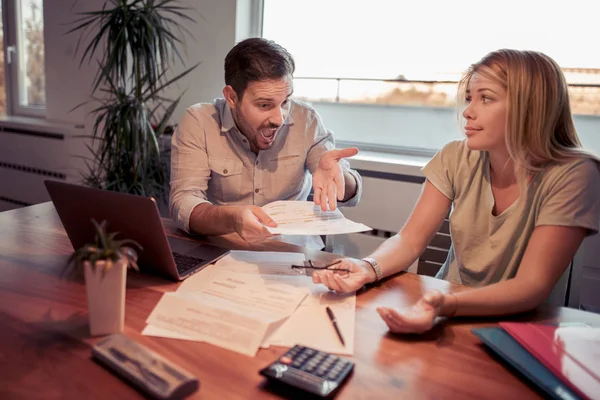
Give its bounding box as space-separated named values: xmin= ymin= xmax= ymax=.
xmin=0 ymin=123 xmax=86 ymax=212
xmin=331 ymin=169 xmax=426 ymax=273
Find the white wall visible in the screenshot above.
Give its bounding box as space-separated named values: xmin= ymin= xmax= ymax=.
xmin=43 ymin=0 xmax=240 ymax=126
xmin=43 ymin=0 xmax=100 ymax=125
xmin=159 ymin=0 xmax=240 ymax=123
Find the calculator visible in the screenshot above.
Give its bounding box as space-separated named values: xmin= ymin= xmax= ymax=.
xmin=259 ymin=345 xmax=355 ymax=398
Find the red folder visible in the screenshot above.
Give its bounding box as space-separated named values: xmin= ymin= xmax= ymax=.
xmin=500 ymin=322 xmax=600 ymax=400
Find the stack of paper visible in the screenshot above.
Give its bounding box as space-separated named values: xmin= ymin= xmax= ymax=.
xmin=143 ymin=251 xmax=356 ymax=356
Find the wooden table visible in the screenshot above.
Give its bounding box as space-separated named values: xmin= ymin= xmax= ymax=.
xmin=1 ymin=203 xmax=598 ymax=399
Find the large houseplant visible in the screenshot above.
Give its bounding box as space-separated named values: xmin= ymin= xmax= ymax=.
xmin=65 ymin=219 xmax=141 ymax=336
xmin=68 ymin=0 xmax=197 ymax=199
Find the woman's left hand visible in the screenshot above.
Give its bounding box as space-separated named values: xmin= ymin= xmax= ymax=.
xmin=376 ymin=290 xmax=445 ymax=334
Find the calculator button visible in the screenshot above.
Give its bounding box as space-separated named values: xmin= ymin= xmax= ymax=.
xmin=280 ymin=356 xmax=292 ymax=365
xmin=327 ymin=369 xmax=341 ymax=380
xmin=292 ymin=359 xmax=304 ymax=368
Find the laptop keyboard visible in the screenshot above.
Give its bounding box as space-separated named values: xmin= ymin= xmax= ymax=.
xmin=172 ymin=252 xmax=207 ymax=275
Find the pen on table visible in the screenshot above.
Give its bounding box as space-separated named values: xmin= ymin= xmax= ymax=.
xmin=326 ymin=306 xmax=345 ymax=346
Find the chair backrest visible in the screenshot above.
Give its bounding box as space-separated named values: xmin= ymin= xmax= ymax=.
xmin=545 ymin=262 xmax=573 ymax=307
xmin=417 ymin=216 xmax=452 ymax=277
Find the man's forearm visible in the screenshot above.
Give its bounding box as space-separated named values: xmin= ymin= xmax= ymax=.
xmin=188 ymin=203 xmax=238 ymax=236
xmin=342 ymin=170 xmax=358 ymax=202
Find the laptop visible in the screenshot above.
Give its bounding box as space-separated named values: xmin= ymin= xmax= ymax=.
xmin=44 ymin=180 xmax=230 ymax=281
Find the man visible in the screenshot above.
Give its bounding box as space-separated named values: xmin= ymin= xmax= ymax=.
xmin=169 ymin=37 xmax=362 ymax=245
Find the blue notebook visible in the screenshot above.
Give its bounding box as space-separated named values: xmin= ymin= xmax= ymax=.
xmin=471 ymin=327 xmax=582 ymax=400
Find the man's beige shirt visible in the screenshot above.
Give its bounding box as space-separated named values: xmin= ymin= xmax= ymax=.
xmin=170 ymin=98 xmax=362 ymax=233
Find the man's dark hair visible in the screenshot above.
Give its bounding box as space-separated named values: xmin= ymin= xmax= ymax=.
xmin=225 ymin=37 xmax=295 ymax=99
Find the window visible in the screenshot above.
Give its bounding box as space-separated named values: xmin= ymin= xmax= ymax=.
xmin=261 ymin=0 xmax=600 ymax=151
xmin=0 ymin=2 xmax=5 ymax=117
xmin=2 ymin=0 xmax=46 ymax=117
xmin=263 ymin=0 xmax=600 ymax=115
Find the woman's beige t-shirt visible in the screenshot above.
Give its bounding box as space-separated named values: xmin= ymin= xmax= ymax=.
xmin=422 ymin=140 xmax=600 ymax=287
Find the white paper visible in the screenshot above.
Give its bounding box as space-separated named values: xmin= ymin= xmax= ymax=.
xmin=211 ymin=251 xmax=306 ymax=275
xmin=146 ymin=292 xmax=287 ymax=357
xmin=179 ymin=269 xmax=309 ymax=315
xmin=142 ymin=324 xmax=194 ymax=340
xmin=144 ymin=262 xmax=309 ymax=356
xmin=177 ymin=251 xmax=307 ymax=293
xmin=265 ymin=280 xmax=356 ymax=356
xmin=263 ymin=200 xmax=372 ymax=235
xmin=143 ymin=250 xmax=357 ymax=357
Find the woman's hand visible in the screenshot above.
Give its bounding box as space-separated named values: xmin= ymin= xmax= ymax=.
xmin=377 ymin=290 xmax=445 ymax=334
xmin=311 ymin=258 xmax=376 ymax=292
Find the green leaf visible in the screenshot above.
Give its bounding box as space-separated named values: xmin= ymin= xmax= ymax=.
xmin=67 ymin=0 xmax=194 ymax=198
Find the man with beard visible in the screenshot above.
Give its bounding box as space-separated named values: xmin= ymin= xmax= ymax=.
xmin=169 ymin=38 xmax=362 ymax=246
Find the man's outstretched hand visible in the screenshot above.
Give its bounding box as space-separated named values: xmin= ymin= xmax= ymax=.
xmin=312 ymin=147 xmax=359 ymax=211
xmin=232 ymin=205 xmax=277 ymax=243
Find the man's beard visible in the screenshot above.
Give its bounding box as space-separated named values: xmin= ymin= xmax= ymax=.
xmin=233 ymin=111 xmax=279 ymax=148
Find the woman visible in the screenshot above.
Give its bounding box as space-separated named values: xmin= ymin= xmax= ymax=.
xmin=313 ymin=49 xmax=600 ymax=333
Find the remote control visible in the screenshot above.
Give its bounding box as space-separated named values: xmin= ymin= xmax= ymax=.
xmin=92 ymin=334 xmax=199 ymax=399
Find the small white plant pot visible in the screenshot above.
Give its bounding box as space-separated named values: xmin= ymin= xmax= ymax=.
xmin=84 ymin=258 xmax=127 ymax=336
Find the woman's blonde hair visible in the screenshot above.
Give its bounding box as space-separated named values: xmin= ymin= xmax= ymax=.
xmin=457 ymin=49 xmax=594 ymax=185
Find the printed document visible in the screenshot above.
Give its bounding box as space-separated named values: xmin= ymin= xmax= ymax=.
xmin=264 ymin=281 xmax=356 ymax=356
xmin=263 ymin=200 xmax=371 ymax=235
xmin=143 ymin=251 xmax=356 ymax=356
xmin=144 ymin=266 xmax=309 ymax=357
xmin=146 ymin=292 xmax=290 ymax=357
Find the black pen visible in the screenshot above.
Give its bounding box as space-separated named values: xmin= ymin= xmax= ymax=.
xmin=326 ymin=306 xmax=345 ymax=346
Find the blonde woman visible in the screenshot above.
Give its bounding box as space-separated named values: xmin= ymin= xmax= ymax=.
xmin=313 ymin=49 xmax=600 ymax=333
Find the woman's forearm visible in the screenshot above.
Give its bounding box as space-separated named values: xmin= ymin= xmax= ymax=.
xmin=367 ymin=232 xmax=423 ymax=279
xmin=440 ymin=277 xmax=546 ymax=317
xmin=364 ymin=180 xmax=450 ymax=281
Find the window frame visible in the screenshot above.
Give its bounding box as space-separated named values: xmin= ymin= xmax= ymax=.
xmin=2 ymin=0 xmax=45 ymax=118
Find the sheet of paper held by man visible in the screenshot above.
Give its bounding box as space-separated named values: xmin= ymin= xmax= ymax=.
xmin=262 ymin=200 xmax=372 ymax=235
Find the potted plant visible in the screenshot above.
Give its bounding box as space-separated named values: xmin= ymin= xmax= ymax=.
xmin=64 ymin=219 xmax=141 ymax=336
xmin=68 ymin=0 xmax=198 ymax=200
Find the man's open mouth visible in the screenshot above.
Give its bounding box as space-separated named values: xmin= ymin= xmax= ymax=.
xmin=260 ymin=128 xmax=278 ymax=140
